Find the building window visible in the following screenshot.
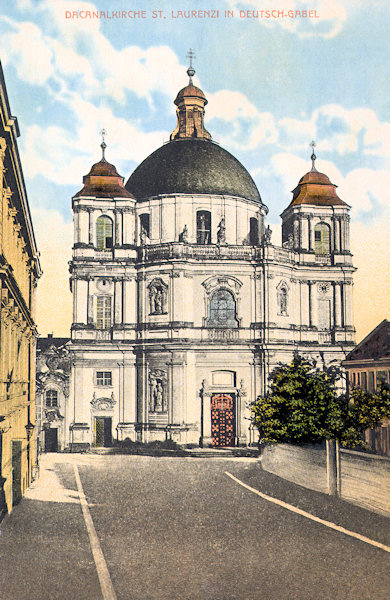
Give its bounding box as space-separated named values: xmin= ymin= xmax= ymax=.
xmin=96 ymin=216 xmax=113 ymax=251
xmin=368 ymin=371 xmax=375 ymax=392
xmin=377 ymin=371 xmax=387 ymax=389
xmin=139 ymin=213 xmax=150 ymax=240
xmin=314 ymin=223 xmax=330 ymax=255
xmin=96 ymin=371 xmax=112 ymax=386
xmin=96 ymin=296 xmax=112 ymax=329
xmin=361 ymin=372 xmax=367 ymax=391
xmin=249 ymin=217 xmax=259 ymax=245
xmin=46 ymin=389 xmax=58 ymax=407
xmin=207 ymin=289 xmax=238 ymax=328
xmin=197 ymin=210 xmax=211 ymax=244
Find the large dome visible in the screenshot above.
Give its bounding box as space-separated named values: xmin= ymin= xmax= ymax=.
xmin=125 ymin=138 xmax=261 ymax=203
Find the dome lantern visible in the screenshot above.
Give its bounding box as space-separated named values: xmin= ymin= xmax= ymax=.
xmin=170 ymin=50 xmax=211 ymax=141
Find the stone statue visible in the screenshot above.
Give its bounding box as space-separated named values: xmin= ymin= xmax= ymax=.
xmin=217 ymin=217 xmax=226 ymax=244
xmin=179 ymin=224 xmax=188 ymax=242
xmin=149 ymin=281 xmax=167 ymax=315
xmin=154 ymin=288 xmax=163 ymax=314
xmin=264 ymin=225 xmax=272 ymax=244
xmin=155 ymin=382 xmax=163 ymax=411
xmin=150 ymin=380 xmax=164 ymax=412
xmin=140 ymin=225 xmax=149 ymax=245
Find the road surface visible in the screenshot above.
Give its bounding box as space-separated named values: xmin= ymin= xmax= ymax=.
xmin=0 ymin=453 xmax=389 ymax=600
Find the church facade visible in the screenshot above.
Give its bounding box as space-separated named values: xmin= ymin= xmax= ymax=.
xmin=67 ymin=69 xmax=355 ymax=450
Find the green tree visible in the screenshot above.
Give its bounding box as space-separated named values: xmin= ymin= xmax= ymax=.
xmin=341 ymin=383 xmax=390 ymax=447
xmin=252 ymin=354 xmax=390 ymax=448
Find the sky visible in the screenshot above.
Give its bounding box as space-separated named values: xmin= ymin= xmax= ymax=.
xmin=0 ymin=0 xmax=389 ymax=342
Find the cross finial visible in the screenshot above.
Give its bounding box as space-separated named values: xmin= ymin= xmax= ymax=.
xmin=100 ymin=128 xmax=107 ymax=160
xmin=186 ymin=48 xmax=196 ymax=84
xmin=310 ymin=140 xmax=317 ymax=171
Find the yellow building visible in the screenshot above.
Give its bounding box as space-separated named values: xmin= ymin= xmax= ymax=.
xmin=0 ymin=62 xmax=41 ymax=517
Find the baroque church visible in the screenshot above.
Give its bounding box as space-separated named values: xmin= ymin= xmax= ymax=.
xmin=66 ymin=65 xmax=355 ymax=450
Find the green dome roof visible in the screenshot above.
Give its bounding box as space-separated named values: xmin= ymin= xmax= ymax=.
xmin=125 ymin=138 xmax=261 ymax=203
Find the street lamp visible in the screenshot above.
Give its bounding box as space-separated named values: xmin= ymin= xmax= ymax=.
xmin=25 ymin=420 xmax=35 ymax=486
xmin=25 ymin=420 xmax=35 ymax=440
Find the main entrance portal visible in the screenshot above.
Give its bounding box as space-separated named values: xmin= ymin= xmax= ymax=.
xmin=211 ymin=393 xmax=236 ymax=447
xmin=95 ymin=417 xmax=112 ymax=447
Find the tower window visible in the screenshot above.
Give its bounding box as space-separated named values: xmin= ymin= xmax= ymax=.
xmin=96 ymin=216 xmax=113 ymax=251
xmin=249 ymin=217 xmax=259 ymax=245
xmin=46 ymin=389 xmax=58 ymax=407
xmin=96 ymin=296 xmax=112 ymax=329
xmin=207 ymin=289 xmax=238 ymax=328
xmin=314 ymin=223 xmax=330 ymax=255
xmin=197 ymin=211 xmax=211 ymax=244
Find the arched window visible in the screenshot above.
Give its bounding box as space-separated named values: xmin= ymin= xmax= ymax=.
xmin=96 ymin=216 xmax=113 ymax=251
xmin=96 ymin=296 xmax=112 ymax=329
xmin=207 ymin=289 xmax=238 ymax=328
xmin=46 ymin=389 xmax=58 ymax=407
xmin=249 ymin=217 xmax=259 ymax=245
xmin=314 ymin=223 xmax=330 ymax=255
xmin=197 ymin=210 xmax=211 ymax=244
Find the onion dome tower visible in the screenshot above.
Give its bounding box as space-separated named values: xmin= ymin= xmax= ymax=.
xmin=281 ymin=142 xmax=350 ymax=257
xmin=74 ymin=134 xmax=134 ymax=200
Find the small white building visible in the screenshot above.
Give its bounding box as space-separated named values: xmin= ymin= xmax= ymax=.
xmin=67 ymin=70 xmax=355 ymax=450
xmin=36 ymin=336 xmax=70 ymax=452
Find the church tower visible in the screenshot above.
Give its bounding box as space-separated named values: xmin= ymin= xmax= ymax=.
xmin=280 ymin=144 xmax=354 ymax=344
xmin=68 ymin=134 xmax=138 ymax=449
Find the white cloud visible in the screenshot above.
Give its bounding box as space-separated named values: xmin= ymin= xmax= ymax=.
xmin=21 ymin=96 xmax=168 ymax=186
xmin=207 ymin=90 xmax=278 ymax=150
xmin=1 ymin=3 xmax=186 ymax=103
xmin=343 ymin=168 xmax=390 ymax=213
xmin=279 ymin=104 xmax=390 ymax=161
xmin=0 ymin=19 xmax=54 ymax=85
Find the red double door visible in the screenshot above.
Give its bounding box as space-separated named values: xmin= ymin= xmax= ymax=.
xmin=211 ymin=393 xmax=236 ymax=447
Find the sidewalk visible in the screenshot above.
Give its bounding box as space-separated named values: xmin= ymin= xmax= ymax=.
xmin=0 ymin=453 xmax=103 ymax=600
xmin=233 ymin=460 xmax=390 ymax=551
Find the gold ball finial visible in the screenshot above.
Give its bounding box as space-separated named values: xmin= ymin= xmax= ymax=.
xmin=186 ymin=48 xmax=196 ymax=84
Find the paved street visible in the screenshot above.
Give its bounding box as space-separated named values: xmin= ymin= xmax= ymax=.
xmin=1 ymin=453 xmax=390 ymax=600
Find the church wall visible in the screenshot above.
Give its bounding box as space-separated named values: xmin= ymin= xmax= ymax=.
xmin=68 ymin=347 xmax=138 ymax=448
xmin=136 ymin=194 xmax=264 ymax=245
